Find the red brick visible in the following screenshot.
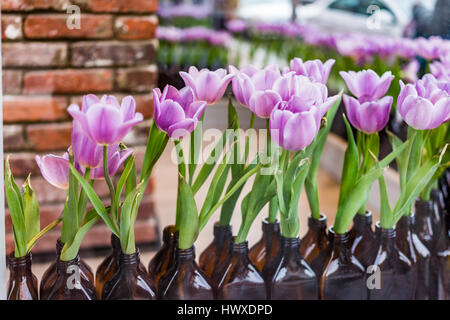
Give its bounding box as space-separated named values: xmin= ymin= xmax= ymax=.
xmin=5 ymin=152 xmax=41 ymax=177
xmin=2 ymin=70 xmax=22 ymax=94
xmin=4 ymin=125 xmax=25 ymax=151
xmin=70 ymin=40 xmax=157 ymax=67
xmin=1 ymin=15 xmax=22 ymax=40
xmin=26 ymin=122 xmax=72 ymax=151
xmin=115 ymin=16 xmax=158 ymax=40
xmin=2 ymin=42 xmax=67 ymax=67
xmin=116 ymin=66 xmax=157 ymax=93
xmin=72 ymin=0 xmax=158 ymax=13
xmin=4 ymin=95 xmax=68 ymax=123
xmin=23 ymin=69 xmax=113 ymax=94
xmin=24 ymin=14 xmax=113 ymax=39
xmin=1 ymin=0 xmax=71 ymax=11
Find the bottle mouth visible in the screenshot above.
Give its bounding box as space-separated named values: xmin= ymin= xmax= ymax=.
xmin=414 ymin=198 xmax=434 ymax=212
xmin=328 ymin=226 xmax=349 ymax=243
xmin=56 ymin=256 xmax=80 ymax=272
xmin=231 ymin=237 xmax=248 ymax=253
xmin=119 ymin=249 xmax=140 ymax=265
xmin=163 ymin=225 xmax=178 ymax=243
xmin=375 ymin=222 xmax=396 ymax=238
xmin=353 ymin=210 xmax=372 ymax=224
xmin=308 ymin=213 xmax=327 ymax=227
xmin=56 ymin=238 xmax=64 ymax=254
xmin=111 ymin=233 xmax=121 ymax=249
xmin=9 ymin=252 xmax=32 ymax=268
xmin=262 ymin=218 xmax=280 ymax=233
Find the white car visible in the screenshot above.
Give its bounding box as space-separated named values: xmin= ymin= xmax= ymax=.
xmin=236 ymin=0 xmax=436 ymax=37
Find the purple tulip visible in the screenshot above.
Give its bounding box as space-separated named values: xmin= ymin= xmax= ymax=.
xmin=398 ymin=74 xmax=450 ymax=130
xmin=270 ymin=97 xmax=322 ymax=151
xmin=153 ymin=85 xmax=206 ymax=139
xmin=35 ymin=153 xmax=70 ymax=190
xmin=68 ymin=94 xmax=143 ymax=146
xmin=251 ymin=65 xmax=281 ymax=91
xmin=229 ymin=65 xmax=255 ymax=107
xmin=180 ymin=66 xmax=233 ymax=105
xmin=157 ymin=26 xmax=182 ymax=43
xmin=288 ymin=58 xmax=335 ymax=84
xmin=90 ymin=145 xmax=134 ymax=180
xmin=248 ymin=90 xmax=282 ymax=119
xmin=340 ymin=70 xmax=394 ymax=102
xmin=415 ymin=37 xmax=444 ymax=60
xmin=430 ymin=53 xmax=450 ymax=82
xmin=402 ymin=59 xmax=420 ymax=83
xmin=226 ymin=19 xmax=248 ymax=33
xmin=343 ymin=95 xmax=393 ymax=134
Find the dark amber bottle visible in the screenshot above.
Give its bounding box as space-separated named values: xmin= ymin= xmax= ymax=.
xmin=95 ymin=234 xmax=121 ymax=299
xmin=396 ymin=214 xmax=431 ymax=299
xmin=7 ymin=253 xmax=38 ymax=300
xmin=369 ymin=226 xmax=414 ymax=300
xmin=415 ymin=199 xmax=447 ymax=299
xmin=148 ymin=225 xmax=178 ymax=291
xmin=102 ymin=250 xmax=155 ymax=300
xmin=320 ymin=228 xmax=367 ymax=300
xmin=199 ymin=222 xmax=232 ymax=278
xmin=265 ymin=237 xmax=318 ymax=300
xmin=158 ymin=246 xmax=213 ymax=300
xmin=248 ymin=219 xmax=281 ymax=272
xmin=349 ymin=211 xmax=376 ymax=269
xmin=40 ymin=238 xmax=94 ymax=300
xmin=300 ymin=214 xmax=329 ymax=276
xmin=44 ymin=256 xmax=97 ymax=300
xmin=214 ymin=240 xmax=266 ymax=300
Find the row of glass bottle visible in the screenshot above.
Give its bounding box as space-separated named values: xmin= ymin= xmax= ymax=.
xmin=7 ymin=173 xmax=449 ymax=300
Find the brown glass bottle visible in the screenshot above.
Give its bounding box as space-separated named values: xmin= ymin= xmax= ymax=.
xmin=300 ymin=214 xmax=329 ymax=277
xmin=199 ymin=222 xmax=232 ymax=278
xmin=158 ymin=246 xmax=214 ymax=300
xmin=102 ymin=250 xmax=155 ymax=300
xmin=396 ymin=214 xmax=431 ymax=299
xmin=44 ymin=256 xmax=97 ymax=300
xmin=40 ymin=238 xmax=94 ymax=300
xmin=95 ymin=234 xmax=121 ymax=299
xmin=415 ymin=199 xmax=446 ymax=299
xmin=7 ymin=253 xmax=38 ymax=300
xmin=248 ymin=218 xmax=281 ymax=272
xmin=349 ymin=211 xmax=376 ymax=269
xmin=214 ymin=240 xmax=266 ymax=300
xmin=320 ymin=227 xmax=367 ymax=300
xmin=369 ymin=227 xmax=414 ymax=299
xmin=148 ymin=225 xmax=178 ymax=291
xmin=265 ymin=237 xmax=318 ymax=300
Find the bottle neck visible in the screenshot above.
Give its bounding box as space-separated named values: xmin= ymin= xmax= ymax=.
xmin=213 ymin=222 xmax=232 ymax=245
xmin=111 ymin=234 xmax=121 ymax=251
xmin=262 ymin=219 xmax=280 ymax=237
xmin=9 ymin=252 xmax=33 ymax=273
xmin=231 ymin=240 xmax=249 ymax=256
xmin=119 ymin=250 xmax=140 ymax=269
xmin=280 ymin=236 xmax=300 ymax=257
xmin=307 ymin=214 xmax=327 ymax=233
xmin=56 ymin=238 xmax=64 ymax=257
xmin=163 ymin=225 xmax=178 ymax=244
xmin=352 ymin=211 xmax=373 ymax=234
xmin=329 ymin=227 xmax=351 ymax=256
xmin=415 ymin=199 xmax=434 ymax=219
xmin=56 ymin=256 xmax=80 ymax=274
xmin=176 ymin=246 xmax=195 ymax=262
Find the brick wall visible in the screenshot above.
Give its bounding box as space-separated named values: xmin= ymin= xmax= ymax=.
xmin=2 ymin=0 xmax=160 ymax=257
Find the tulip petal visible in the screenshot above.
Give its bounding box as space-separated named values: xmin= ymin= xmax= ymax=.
xmin=36 ymin=154 xmax=69 ymax=189
xmin=86 ymin=103 xmax=123 ymax=145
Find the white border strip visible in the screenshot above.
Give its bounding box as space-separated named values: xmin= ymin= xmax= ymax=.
xmin=0 ymin=8 xmax=6 ymax=300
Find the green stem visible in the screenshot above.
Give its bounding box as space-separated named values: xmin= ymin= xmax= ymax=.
xmin=174 ymin=140 xmax=186 ymax=230
xmin=103 ymin=145 xmax=117 ymax=226
xmin=77 ymin=168 xmax=91 ymax=225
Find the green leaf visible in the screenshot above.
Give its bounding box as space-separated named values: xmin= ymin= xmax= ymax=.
xmin=69 ymin=164 xmax=119 ymax=236
xmin=27 ymin=217 xmax=62 ymax=253
xmin=60 ymin=208 xmax=99 ymax=261
xmin=22 ymin=176 xmax=40 ymax=243
xmin=119 ymin=185 xmax=141 ymax=254
xmin=5 ymin=157 xmax=27 ymax=257
xmin=140 ymin=120 xmax=169 ymax=182
xmin=338 ymin=115 xmax=359 ymax=208
xmin=65 ymin=155 xmax=79 ymax=244
xmin=178 ymin=175 xmax=199 ymax=249
xmin=192 ymin=129 xmax=228 ymax=194
xmin=115 ymin=154 xmax=136 ymax=207
xmin=378 ymin=174 xmax=393 ymax=229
